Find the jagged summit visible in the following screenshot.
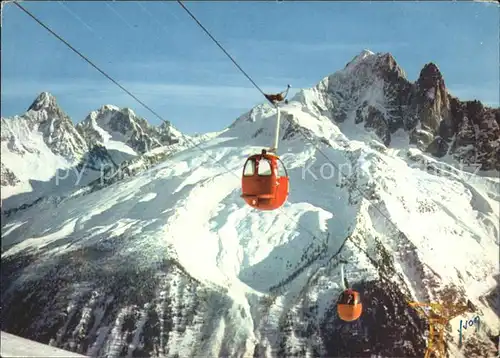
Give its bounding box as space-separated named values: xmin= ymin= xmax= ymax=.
xmin=417 ymin=62 xmax=446 ymax=93
xmin=100 ymin=104 xmax=120 ymax=112
xmin=345 ymin=49 xmax=376 ymax=68
xmin=24 ymin=92 xmax=71 ymax=126
xmin=77 ymin=104 xmax=181 ymax=154
xmin=1 ymin=95 xmax=186 ymax=210
xmin=341 ymin=50 xmax=406 ymax=80
xmin=360 ymin=48 xmax=375 ymax=56
xmin=3 ymin=92 xmax=88 ymax=163
xmin=251 ymin=51 xmax=498 ymax=170
xmin=27 ymin=91 xmax=59 ymax=112
xmin=419 ymin=63 xmax=443 ymax=81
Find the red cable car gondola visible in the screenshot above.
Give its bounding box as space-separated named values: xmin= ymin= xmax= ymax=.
xmin=241 ymin=87 xmax=291 ymax=211
xmin=337 ymin=288 xmax=363 ymax=322
xmin=336 ymin=261 xmax=363 ymax=322
xmin=241 ymin=149 xmax=289 ymax=210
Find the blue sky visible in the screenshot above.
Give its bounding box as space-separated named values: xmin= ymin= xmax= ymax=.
xmin=2 ymin=1 xmax=498 ymax=134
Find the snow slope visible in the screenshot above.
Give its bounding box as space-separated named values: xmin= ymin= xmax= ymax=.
xmin=0 ymin=113 xmax=105 ymax=212
xmin=1 ymin=51 xmax=499 ymax=357
xmin=1 ymin=331 xmax=86 ymax=357
xmin=0 ymin=93 xmax=98 ymax=211
xmin=2 ymin=98 xmax=499 ymax=356
xmin=0 ymin=114 xmax=76 ymax=199
xmin=1 ymin=95 xmax=186 ymax=213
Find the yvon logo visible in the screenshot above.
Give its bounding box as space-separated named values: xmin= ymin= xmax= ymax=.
xmin=457 ymin=315 xmax=480 ymax=346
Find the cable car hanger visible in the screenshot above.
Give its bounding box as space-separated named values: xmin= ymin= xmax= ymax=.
xmin=175 ymin=0 xmax=416 ymax=249
xmin=264 ymin=84 xmax=291 ymax=153
xmin=240 ymin=88 xmax=291 ymax=211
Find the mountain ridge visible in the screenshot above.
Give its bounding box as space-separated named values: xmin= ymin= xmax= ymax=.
xmin=291 ymin=50 xmax=499 ymax=171
xmin=1 ymin=92 xmax=186 ymax=210
xmin=1 ymin=49 xmax=498 ymax=357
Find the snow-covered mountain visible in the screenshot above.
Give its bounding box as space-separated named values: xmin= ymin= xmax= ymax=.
xmin=1 ymin=50 xmax=498 ymax=357
xmin=1 ymin=94 xmax=185 ymax=212
xmin=1 ymin=92 xmax=88 ymax=174
xmin=295 ymin=50 xmax=500 ymax=172
xmin=76 ymin=104 xmax=182 ymax=157
xmin=1 ymin=92 xmax=91 ymax=209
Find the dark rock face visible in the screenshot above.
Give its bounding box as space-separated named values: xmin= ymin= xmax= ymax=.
xmin=1 ymin=162 xmax=20 ymax=186
xmin=1 ymin=249 xmax=428 ymax=357
xmin=412 ymin=63 xmax=498 ymax=170
xmin=427 ymin=136 xmax=449 ymax=157
xmin=365 ymin=106 xmax=391 ymax=147
xmin=1 ymin=249 xmax=204 ymax=357
xmin=414 ymin=63 xmax=451 ymax=134
xmin=310 ymin=52 xmax=499 ymax=172
xmin=375 ymin=53 xmax=416 ymax=133
xmin=77 ymin=144 xmax=119 ymax=172
xmin=450 ymin=100 xmax=500 ymax=171
xmin=157 ymin=121 xmax=180 ymax=146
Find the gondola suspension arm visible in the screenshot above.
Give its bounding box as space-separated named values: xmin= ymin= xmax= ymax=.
xmin=270 ymin=105 xmax=281 ymax=153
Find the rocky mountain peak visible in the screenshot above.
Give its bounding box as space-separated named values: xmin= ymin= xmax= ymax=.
xmin=417 ymin=63 xmax=448 ymax=109
xmin=374 ymin=53 xmax=407 ymax=80
xmin=157 ymin=120 xmax=182 ymax=145
xmin=417 ymin=63 xmax=444 ymax=89
xmin=8 ymin=92 xmax=88 ymax=162
xmin=253 ymin=51 xmax=499 ymax=171
xmin=27 ymin=92 xmax=59 ymax=112
xmin=345 ymin=49 xmax=376 ymax=69
xmin=465 ymin=100 xmax=485 ymax=122
xmin=24 ymin=92 xmax=70 ymax=127
xmin=77 ymin=105 xmax=181 ymax=154
xmin=413 ymin=62 xmax=451 ymax=135
xmin=332 ymin=53 xmax=498 ymax=170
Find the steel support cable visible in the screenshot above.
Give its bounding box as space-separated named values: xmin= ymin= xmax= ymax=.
xmin=176 ymin=0 xmax=269 ymax=99
xmin=13 ymin=2 xmax=167 ymax=125
xmin=176 ymin=0 xmax=411 ymax=244
xmin=13 ymin=2 xmax=239 ymax=176
xmin=176 ymin=2 xmax=367 ymax=281
xmin=12 ymin=1 xmax=332 ymax=261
